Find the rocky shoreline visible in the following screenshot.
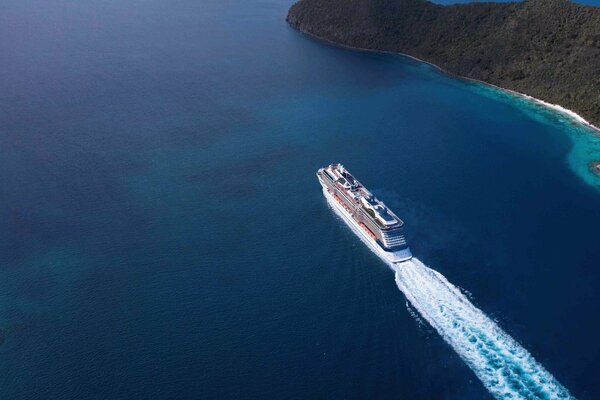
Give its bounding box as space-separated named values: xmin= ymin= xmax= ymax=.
xmin=287 ymin=0 xmax=600 ymax=128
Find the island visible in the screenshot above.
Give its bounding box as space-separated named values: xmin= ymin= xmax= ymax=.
xmin=287 ymin=0 xmax=600 ymax=128
xmin=592 ymin=161 xmax=600 ymax=176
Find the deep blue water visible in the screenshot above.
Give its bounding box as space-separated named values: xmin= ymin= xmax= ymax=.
xmin=1 ymin=0 xmax=600 ymax=399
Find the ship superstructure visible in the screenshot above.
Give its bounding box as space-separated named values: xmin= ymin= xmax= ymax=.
xmin=317 ymin=163 xmax=412 ymax=263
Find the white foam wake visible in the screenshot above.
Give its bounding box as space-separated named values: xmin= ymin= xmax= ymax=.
xmin=393 ymin=259 xmax=574 ymax=400
xmin=324 ymin=193 xmax=574 ymax=398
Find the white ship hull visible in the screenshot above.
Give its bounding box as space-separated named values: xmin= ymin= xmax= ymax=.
xmin=320 ymin=185 xmax=412 ymax=264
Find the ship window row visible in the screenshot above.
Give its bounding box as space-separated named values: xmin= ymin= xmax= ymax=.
xmin=386 ymin=236 xmax=406 ymax=241
xmin=385 ymin=239 xmax=406 ymax=245
xmin=383 ymin=236 xmax=406 ymax=242
xmin=384 ymin=235 xmax=406 ymax=240
xmin=386 ymin=242 xmax=406 ymax=247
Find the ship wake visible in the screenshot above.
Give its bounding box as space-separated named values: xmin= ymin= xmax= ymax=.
xmin=324 ymin=189 xmax=574 ymax=399
xmin=392 ymin=258 xmax=573 ymax=400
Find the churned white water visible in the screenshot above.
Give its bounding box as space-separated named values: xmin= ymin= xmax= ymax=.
xmin=393 ymin=259 xmax=574 ymax=400
xmin=325 ymin=195 xmax=574 ymax=399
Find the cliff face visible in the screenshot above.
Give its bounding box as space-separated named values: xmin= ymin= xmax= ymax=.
xmin=287 ymin=0 xmax=600 ymax=127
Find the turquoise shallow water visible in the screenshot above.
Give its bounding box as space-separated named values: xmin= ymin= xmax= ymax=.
xmin=469 ymin=83 xmax=600 ymax=190
xmin=1 ymin=0 xmax=600 ymax=399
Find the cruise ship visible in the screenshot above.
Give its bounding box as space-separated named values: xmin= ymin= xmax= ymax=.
xmin=317 ymin=164 xmax=412 ymax=263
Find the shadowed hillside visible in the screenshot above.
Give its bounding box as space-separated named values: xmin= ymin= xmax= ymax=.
xmin=287 ymin=0 xmax=600 ymax=127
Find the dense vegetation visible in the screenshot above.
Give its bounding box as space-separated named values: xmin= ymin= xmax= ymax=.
xmin=287 ymin=0 xmax=600 ymax=127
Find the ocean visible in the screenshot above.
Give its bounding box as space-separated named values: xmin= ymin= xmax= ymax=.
xmin=1 ymin=0 xmax=600 ymax=399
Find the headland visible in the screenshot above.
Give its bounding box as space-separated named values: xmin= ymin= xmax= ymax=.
xmin=287 ymin=0 xmax=600 ymax=130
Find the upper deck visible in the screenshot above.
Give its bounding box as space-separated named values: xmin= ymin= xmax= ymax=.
xmin=320 ymin=164 xmax=404 ymax=229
